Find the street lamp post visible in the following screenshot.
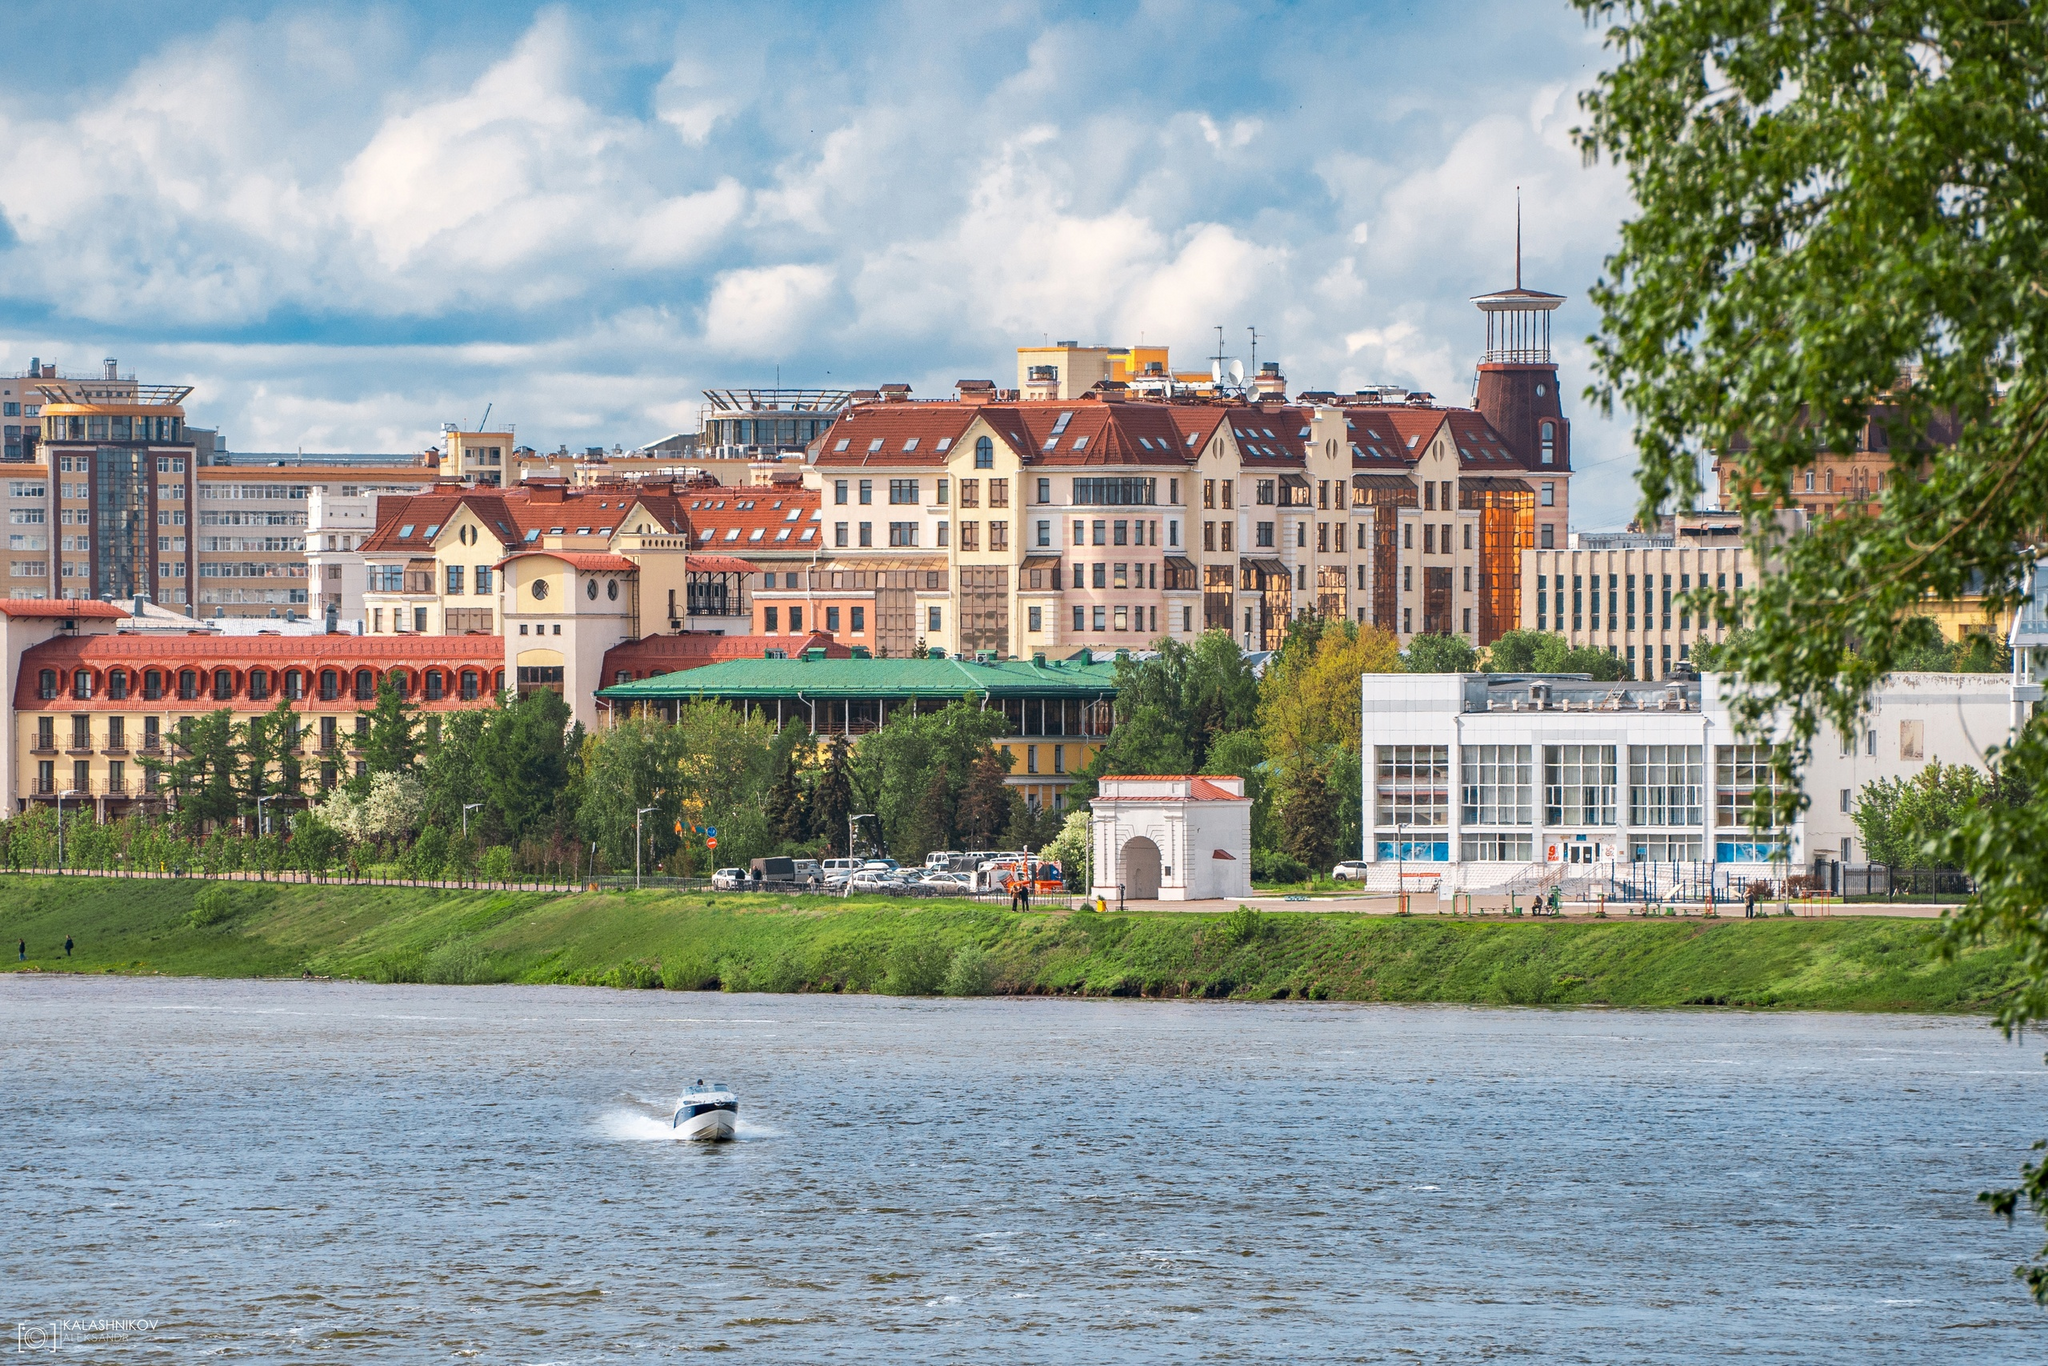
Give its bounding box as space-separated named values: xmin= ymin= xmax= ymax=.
xmin=845 ymin=813 xmax=876 ymax=897
xmin=255 ymin=794 xmax=276 ymax=882
xmin=462 ymin=802 xmax=482 ymax=841
xmin=1396 ymin=818 xmax=1409 ymax=909
xmin=636 ymin=807 xmax=657 ymax=889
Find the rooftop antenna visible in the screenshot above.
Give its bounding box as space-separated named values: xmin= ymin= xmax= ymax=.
xmin=1515 ymin=185 xmax=1522 ymax=290
xmin=476 ymin=402 xmax=492 ymax=432
xmin=1248 ymin=326 xmax=1258 ymax=380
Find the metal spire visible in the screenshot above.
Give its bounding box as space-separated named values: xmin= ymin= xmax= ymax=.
xmin=1515 ymin=185 xmax=1522 ymax=290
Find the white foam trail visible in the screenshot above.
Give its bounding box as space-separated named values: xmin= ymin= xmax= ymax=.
xmin=597 ymin=1100 xmax=780 ymax=1142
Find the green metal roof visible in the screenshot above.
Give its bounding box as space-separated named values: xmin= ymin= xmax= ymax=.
xmin=598 ymin=652 xmax=1122 ymax=702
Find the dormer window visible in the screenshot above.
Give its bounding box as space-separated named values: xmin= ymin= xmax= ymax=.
xmin=1540 ymin=421 xmax=1556 ymax=464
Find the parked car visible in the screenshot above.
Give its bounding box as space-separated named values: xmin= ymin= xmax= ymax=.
xmin=918 ymin=871 xmax=973 ymax=895
xmin=848 ymin=869 xmax=904 ymax=894
xmin=711 ymin=867 xmax=746 ymax=891
xmin=791 ymin=859 xmax=823 ymax=886
xmin=1331 ymin=861 xmax=1370 ymax=882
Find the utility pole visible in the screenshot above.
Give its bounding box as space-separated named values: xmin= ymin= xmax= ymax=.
xmin=462 ymin=803 xmax=482 ymax=841
xmin=636 ymin=807 xmax=657 ymax=889
xmin=846 ymin=813 xmax=876 ymax=896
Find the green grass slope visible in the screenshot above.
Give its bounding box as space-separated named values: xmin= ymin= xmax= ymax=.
xmin=0 ymin=876 xmax=2020 ymax=1011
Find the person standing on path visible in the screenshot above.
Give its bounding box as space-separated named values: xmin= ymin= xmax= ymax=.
xmin=16 ymin=939 xmax=22 ymax=961
xmin=64 ymin=936 xmax=73 ymax=958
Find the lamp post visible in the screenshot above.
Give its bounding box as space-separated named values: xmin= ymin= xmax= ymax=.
xmin=462 ymin=802 xmax=482 ymax=840
xmin=255 ymin=794 xmax=276 ymax=882
xmin=636 ymin=806 xmax=657 ymax=889
xmin=1396 ymin=818 xmax=1408 ymax=909
xmin=846 ymin=813 xmax=876 ymax=897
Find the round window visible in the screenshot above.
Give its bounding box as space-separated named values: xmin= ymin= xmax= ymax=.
xmin=607 ymin=579 xmax=618 ymax=601
xmin=531 ymin=578 xmax=549 ymax=601
xmin=586 ymin=579 xmax=598 ymax=600
xmin=1535 ymin=383 xmax=1547 ymax=397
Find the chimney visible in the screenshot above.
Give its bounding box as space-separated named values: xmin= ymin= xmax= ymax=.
xmin=104 ymin=358 xmax=118 ymax=381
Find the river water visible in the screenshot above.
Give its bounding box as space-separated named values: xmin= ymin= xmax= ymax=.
xmin=3 ymin=977 xmax=2046 ymax=1362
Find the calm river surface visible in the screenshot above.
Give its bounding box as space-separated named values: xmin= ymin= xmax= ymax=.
xmin=3 ymin=977 xmax=2046 ymax=1362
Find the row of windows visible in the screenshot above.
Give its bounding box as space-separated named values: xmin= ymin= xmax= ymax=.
xmin=1535 ymin=570 xmax=1746 ymax=633
xmin=1376 ymin=743 xmax=1780 ymax=829
xmin=35 ymin=664 xmax=499 ymax=704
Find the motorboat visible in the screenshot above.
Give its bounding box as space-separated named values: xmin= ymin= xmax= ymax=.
xmin=672 ymin=1080 xmax=739 ymax=1141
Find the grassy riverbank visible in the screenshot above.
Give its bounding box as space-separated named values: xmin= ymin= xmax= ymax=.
xmin=0 ymin=875 xmax=2021 ymax=1010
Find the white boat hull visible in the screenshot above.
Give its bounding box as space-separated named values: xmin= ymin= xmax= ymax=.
xmin=674 ymin=1107 xmax=738 ymax=1142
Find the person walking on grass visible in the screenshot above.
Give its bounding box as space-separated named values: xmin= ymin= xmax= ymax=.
xmin=16 ymin=939 xmax=22 ymax=962
xmin=64 ymin=936 xmax=72 ymax=958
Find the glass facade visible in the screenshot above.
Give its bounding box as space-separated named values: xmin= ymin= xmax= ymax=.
xmin=1375 ymin=745 xmax=1450 ymax=860
xmin=1460 ymin=744 xmax=1532 ymax=825
xmin=1628 ymin=744 xmax=1703 ymax=826
xmin=93 ymin=445 xmax=150 ymax=601
xmin=1543 ymin=744 xmax=1617 ymax=826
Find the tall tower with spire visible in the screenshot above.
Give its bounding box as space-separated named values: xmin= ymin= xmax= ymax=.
xmin=1470 ymin=200 xmax=1571 ymax=543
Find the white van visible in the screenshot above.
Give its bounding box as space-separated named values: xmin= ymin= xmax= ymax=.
xmin=821 ymin=857 xmax=858 ymax=886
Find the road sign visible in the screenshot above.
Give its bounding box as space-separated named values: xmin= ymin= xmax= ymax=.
xmin=706 ymin=837 xmax=718 ymax=849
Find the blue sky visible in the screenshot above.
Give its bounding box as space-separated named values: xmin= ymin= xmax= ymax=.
xmin=0 ymin=0 xmax=1645 ymax=527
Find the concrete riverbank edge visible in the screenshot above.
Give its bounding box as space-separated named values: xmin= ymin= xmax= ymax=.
xmin=0 ymin=874 xmax=2015 ymax=1010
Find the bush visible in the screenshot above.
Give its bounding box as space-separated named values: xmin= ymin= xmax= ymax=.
xmin=600 ymin=958 xmax=663 ymax=990
xmin=1214 ymin=905 xmax=1268 ymax=949
xmin=663 ymin=958 xmax=721 ymax=991
xmin=423 ymin=939 xmax=491 ymax=985
xmin=885 ymin=939 xmax=952 ymax=996
xmin=942 ymin=944 xmax=996 ymax=996
xmin=185 ymin=885 xmax=237 ymax=929
xmin=1252 ymin=848 xmax=1307 ymax=884
xmin=481 ymin=846 xmax=515 ymax=880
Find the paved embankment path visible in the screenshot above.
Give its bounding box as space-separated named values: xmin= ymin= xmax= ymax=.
xmin=1113 ymin=893 xmax=1955 ymax=920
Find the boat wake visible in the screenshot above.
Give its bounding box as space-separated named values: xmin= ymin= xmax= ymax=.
xmin=597 ymin=1094 xmax=780 ymax=1142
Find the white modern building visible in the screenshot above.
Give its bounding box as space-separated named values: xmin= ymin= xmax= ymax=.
xmin=1359 ymin=669 xmax=2021 ymax=894
xmin=1090 ymin=774 xmax=1254 ymax=902
xmin=306 ymin=483 xmax=426 ymax=633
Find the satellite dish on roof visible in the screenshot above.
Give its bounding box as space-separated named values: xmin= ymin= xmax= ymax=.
xmin=1211 ymin=360 xmax=1223 ymax=384
xmin=1228 ymin=359 xmax=1245 ymax=387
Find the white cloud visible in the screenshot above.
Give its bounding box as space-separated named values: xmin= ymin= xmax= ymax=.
xmin=703 ymin=263 xmax=837 ymax=356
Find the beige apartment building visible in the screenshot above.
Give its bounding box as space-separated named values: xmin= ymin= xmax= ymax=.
xmin=1521 ymin=523 xmax=1756 ymax=679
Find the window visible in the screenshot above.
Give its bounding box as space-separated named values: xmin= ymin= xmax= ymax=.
xmin=1028 ymin=606 xmax=1042 ymax=632
xmin=425 ymin=670 xmax=444 ymax=702
xmin=1256 ymin=480 xmax=1276 ymax=505
xmin=859 ymin=479 xmax=872 ymax=505
xmin=764 ymin=606 xmax=779 ymax=632
xmin=835 ymin=522 xmax=849 ymax=548
xmin=989 ymin=521 xmax=1008 ymax=551
xmin=178 ymin=669 xmax=198 ymax=700
xmin=827 ymin=606 xmax=841 ymax=632
xmin=1540 ymin=482 xmax=1554 ymax=507
xmin=1073 ymin=605 xmax=1085 ymax=631
xmin=1540 ymin=524 xmax=1555 ymax=550
xmin=850 ymin=606 xmax=864 ymax=633
xmin=859 ymin=522 xmax=873 ymax=548
xmin=1036 ymin=477 xmax=1051 ymax=503
xmin=889 ymin=479 xmax=919 ymax=504
xmin=1629 ymin=746 xmax=1703 ymax=826
xmin=1256 ymin=522 xmax=1274 ymax=547
xmin=1071 ymin=477 xmax=1156 ymax=506
xmin=1540 ymin=421 xmax=1556 ymax=464
xmin=1714 ymin=745 xmax=1780 ymax=828
xmin=975 ymin=436 xmax=994 ymax=468
xmin=1092 ymin=605 xmax=1106 ymax=631
xmin=354 ymin=670 xmax=375 ymax=701
xmin=929 ymin=606 xmax=943 ymax=632
xmin=1900 ymin=720 xmax=1925 ymax=760
xmin=990 ymin=479 xmax=1009 ymax=509
xmin=889 ymin=522 xmax=918 ymax=547
xmin=1461 ymin=745 xmax=1532 ymax=825
xmin=1544 ymin=745 xmax=1618 ymax=826
xmin=959 ymin=522 xmax=978 ymax=552
xmin=960 ymin=480 xmax=980 ymax=508
xmin=249 ymin=670 xmax=270 ymax=702
xmin=790 ymin=606 xmax=803 ymax=632
xmin=835 ymin=479 xmax=849 ymax=505
xmin=1036 ymin=520 xmax=1051 ymax=548
xmin=1374 ymin=745 xmax=1450 ymax=859
xmin=446 ymin=564 xmax=465 ymax=593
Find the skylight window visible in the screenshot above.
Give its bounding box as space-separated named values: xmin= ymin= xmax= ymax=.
xmin=577 ymin=527 xmax=591 ymax=535
xmin=1137 ymin=436 xmax=1153 ymax=450
xmin=1071 ymin=436 xmax=1088 ymax=451
xmin=1185 ymin=432 xmax=1196 ymax=445
xmin=935 ymin=437 xmax=952 ymax=452
xmin=903 ymin=438 xmax=919 ymax=452
xmin=748 ymin=528 xmax=765 ymax=541
xmin=551 ymin=526 xmax=565 ymax=534
xmin=1262 ymin=428 xmax=1276 ymax=439
xmin=835 ymin=438 xmax=850 ymax=452
xmin=775 ymin=529 xmax=791 ymax=540
xmin=724 ymin=529 xmax=741 ymax=541
xmin=801 ymin=528 xmax=816 ymax=541
xmin=398 ymin=524 xmax=415 ymax=538
xmin=1042 ymin=438 xmax=1058 ymax=452
xmin=1406 ymin=436 xmax=1418 ymax=449
xmin=599 ymin=527 xmax=613 ymax=535
xmin=1298 ymin=428 xmax=1310 ymax=438
xmin=525 ymin=529 xmax=539 ymax=542
xmin=868 ymin=438 xmax=884 ymax=452
xmin=424 ymin=524 xmax=439 ymax=537
xmin=1050 ymin=412 xmax=1074 ymax=435
xmin=785 ymin=509 xmax=800 ymax=521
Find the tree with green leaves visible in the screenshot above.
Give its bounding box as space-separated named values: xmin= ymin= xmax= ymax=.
xmin=143 ymin=710 xmax=243 ymax=834
xmin=1278 ymin=761 xmax=1340 ymax=875
xmin=1575 ymin=0 xmax=2048 ymax=1298
xmin=954 ymin=750 xmax=1013 ymax=850
xmin=765 ymin=743 xmax=810 ymax=850
xmin=850 ymin=702 xmax=1009 ymax=858
xmin=479 ymin=688 xmax=573 ymax=843
xmin=809 ymin=733 xmax=854 ymax=855
xmin=1483 ymin=629 xmax=1632 ymax=680
xmin=352 ymin=676 xmax=420 ymax=791
xmin=1405 ymin=632 xmax=1479 ymax=673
